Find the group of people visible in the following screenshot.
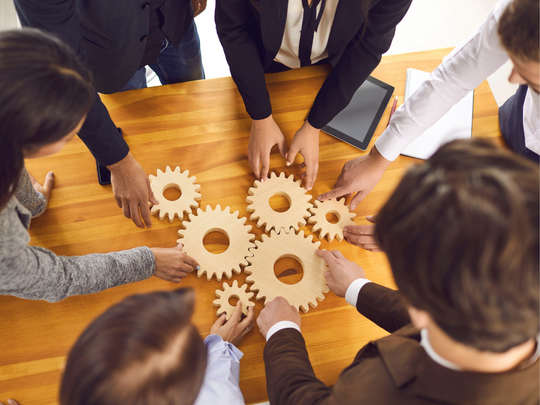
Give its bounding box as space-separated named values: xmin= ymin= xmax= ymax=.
xmin=0 ymin=0 xmax=538 ymax=403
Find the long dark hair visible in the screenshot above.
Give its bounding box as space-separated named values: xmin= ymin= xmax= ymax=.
xmin=376 ymin=138 xmax=539 ymax=352
xmin=60 ymin=288 xmax=207 ymax=405
xmin=0 ymin=28 xmax=94 ymax=211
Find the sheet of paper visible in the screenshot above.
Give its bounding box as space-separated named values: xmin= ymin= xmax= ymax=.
xmin=401 ymin=68 xmax=474 ymax=160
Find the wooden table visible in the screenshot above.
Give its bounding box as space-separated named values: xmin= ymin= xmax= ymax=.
xmin=0 ymin=48 xmax=502 ymax=404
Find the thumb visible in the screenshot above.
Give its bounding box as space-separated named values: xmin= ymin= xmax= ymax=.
xmin=215 ymin=313 xmax=227 ymax=328
xmin=286 ymin=145 xmax=299 ymax=166
xmin=277 ymin=136 xmax=288 ymax=159
xmin=366 ymin=215 xmax=377 ymax=224
xmin=147 ymin=181 xmax=159 ymax=205
xmin=43 ymin=171 xmax=54 ymax=191
xmin=349 ymin=191 xmax=366 ymax=211
xmin=317 ymin=186 xmax=347 ymax=202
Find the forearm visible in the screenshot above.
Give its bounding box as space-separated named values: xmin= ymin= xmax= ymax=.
xmin=264 ymin=329 xmax=332 ymax=405
xmin=15 ymin=168 xmax=48 ymax=218
xmin=0 ymin=245 xmax=155 ymax=302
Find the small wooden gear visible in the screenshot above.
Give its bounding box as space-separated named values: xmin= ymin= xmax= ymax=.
xmin=308 ymin=198 xmax=356 ymax=242
xmin=149 ymin=166 xmax=201 ymax=222
xmin=213 ymin=280 xmax=255 ymax=320
xmin=246 ymin=172 xmax=313 ymax=233
xmin=245 ymin=228 xmax=329 ymax=313
xmin=177 ymin=205 xmax=256 ymax=281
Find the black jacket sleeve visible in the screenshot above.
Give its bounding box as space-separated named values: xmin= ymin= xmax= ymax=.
xmin=355 ymin=282 xmax=411 ymax=334
xmin=14 ymin=0 xmax=130 ymax=166
xmin=215 ymin=0 xmax=273 ymax=120
xmin=307 ymin=0 xmax=412 ymax=129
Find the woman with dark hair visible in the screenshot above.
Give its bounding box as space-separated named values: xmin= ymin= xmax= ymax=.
xmin=216 ymin=0 xmax=412 ymax=190
xmin=0 ymin=29 xmax=199 ymax=302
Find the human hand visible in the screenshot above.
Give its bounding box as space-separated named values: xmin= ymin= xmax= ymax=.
xmin=286 ymin=120 xmax=319 ymax=191
xmin=256 ymin=297 xmax=301 ymax=339
xmin=343 ymin=215 xmax=382 ymax=252
xmin=248 ymin=115 xmax=287 ymax=182
xmin=108 ymin=153 xmax=159 ymax=229
xmin=29 ymin=171 xmax=54 ymax=202
xmin=150 ymin=245 xmax=199 ymax=283
xmin=191 ymin=0 xmax=207 ymax=17
xmin=0 ymin=399 xmax=20 ymax=405
xmin=316 ymin=249 xmax=366 ymax=297
xmin=210 ymin=301 xmax=255 ymax=346
xmin=317 ymin=145 xmax=391 ymax=210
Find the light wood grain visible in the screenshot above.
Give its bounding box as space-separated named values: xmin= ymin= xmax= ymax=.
xmin=213 ymin=280 xmax=255 ymax=320
xmin=0 ymin=48 xmax=503 ymax=405
xmin=308 ymin=198 xmax=356 ymax=242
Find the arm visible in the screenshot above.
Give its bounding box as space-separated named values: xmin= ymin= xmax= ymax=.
xmin=307 ymin=0 xmax=412 ymax=129
xmin=374 ymin=0 xmax=511 ymax=161
xmin=15 ymin=167 xmax=50 ymax=218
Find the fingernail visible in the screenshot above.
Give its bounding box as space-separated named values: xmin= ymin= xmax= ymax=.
xmin=286 ymin=161 xmax=291 ymax=166
xmin=317 ymin=196 xmax=322 ymax=201
xmin=351 ymin=205 xmax=356 ymax=210
xmin=307 ymin=187 xmax=312 ymax=191
xmin=196 ymin=265 xmax=201 ymax=270
xmin=155 ymin=200 xmax=160 ymax=204
xmin=49 ymin=171 xmax=54 ymax=175
xmin=177 ymin=243 xmax=183 ymax=248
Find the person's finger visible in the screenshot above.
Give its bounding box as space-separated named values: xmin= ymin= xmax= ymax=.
xmin=170 ymin=277 xmax=185 ymax=283
xmin=366 ymin=215 xmax=377 ymax=224
xmin=122 ymin=201 xmax=131 ymax=219
xmin=213 ymin=313 xmax=227 ymax=328
xmin=240 ymin=305 xmax=255 ymax=329
xmin=140 ymin=201 xmax=153 ymax=228
xmin=180 ymin=251 xmax=200 ymax=270
xmin=277 ymin=136 xmax=287 ymax=159
xmin=129 ymin=203 xmax=144 ymax=228
xmin=300 ymin=172 xmax=306 ymax=179
xmin=361 ymin=244 xmax=382 ymax=251
xmin=229 ymin=300 xmax=244 ymax=324
xmin=330 ymin=249 xmax=345 ymax=260
xmin=343 ymin=225 xmax=362 ymax=235
xmin=315 ymin=249 xmax=338 ymax=265
xmin=251 ymin=153 xmax=261 ymax=180
xmin=305 ymin=159 xmax=318 ymax=191
xmin=43 ymin=171 xmax=54 ymax=190
xmin=349 ymin=190 xmax=367 ymax=211
xmin=299 ymin=162 xmax=306 ymax=169
xmin=286 ymin=145 xmax=299 ymax=167
xmin=260 ymin=152 xmax=270 ymax=183
xmin=147 ymin=179 xmax=159 ymax=205
xmin=7 ymin=400 xmax=20 ymax=405
xmin=317 ymin=186 xmax=348 ymax=202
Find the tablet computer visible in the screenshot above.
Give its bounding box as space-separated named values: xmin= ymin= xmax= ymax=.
xmin=321 ymin=76 xmax=394 ymax=150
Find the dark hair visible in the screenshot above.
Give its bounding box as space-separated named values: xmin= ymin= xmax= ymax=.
xmin=60 ymin=288 xmax=207 ymax=405
xmin=498 ymin=0 xmax=539 ymax=62
xmin=0 ymin=28 xmax=94 ymax=210
xmin=375 ymin=138 xmax=539 ymax=352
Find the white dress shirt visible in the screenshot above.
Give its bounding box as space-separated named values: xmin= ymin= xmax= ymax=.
xmin=375 ymin=0 xmax=539 ymax=161
xmin=275 ymin=0 xmax=339 ymax=68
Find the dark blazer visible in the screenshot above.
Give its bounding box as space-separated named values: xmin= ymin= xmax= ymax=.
xmin=263 ymin=283 xmax=540 ymax=405
xmin=216 ymin=0 xmax=412 ymax=129
xmin=14 ymin=0 xmax=193 ymax=166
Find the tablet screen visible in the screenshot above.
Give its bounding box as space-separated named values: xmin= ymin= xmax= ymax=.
xmin=322 ymin=76 xmax=394 ymax=150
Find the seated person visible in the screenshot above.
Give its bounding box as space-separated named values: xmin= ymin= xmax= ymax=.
xmin=257 ymin=138 xmax=539 ymax=404
xmin=59 ymin=289 xmax=253 ymax=405
xmin=0 ymin=29 xmax=198 ymax=302
xmin=319 ymin=0 xmax=539 ymax=218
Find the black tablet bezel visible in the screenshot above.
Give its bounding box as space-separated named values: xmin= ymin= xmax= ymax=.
xmin=321 ymin=76 xmax=395 ymax=151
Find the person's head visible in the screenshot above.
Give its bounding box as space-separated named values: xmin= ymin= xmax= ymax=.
xmin=0 ymin=28 xmax=94 ymax=211
xmin=60 ymin=288 xmax=207 ymax=405
xmin=498 ymin=0 xmax=540 ymax=94
xmin=375 ymin=138 xmax=539 ymax=353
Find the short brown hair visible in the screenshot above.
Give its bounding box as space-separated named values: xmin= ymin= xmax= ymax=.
xmin=375 ymin=138 xmax=539 ymax=352
xmin=498 ymin=0 xmax=539 ymax=62
xmin=60 ymin=289 xmax=207 ymax=405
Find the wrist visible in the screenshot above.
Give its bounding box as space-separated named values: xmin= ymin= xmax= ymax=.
xmin=106 ymin=152 xmax=133 ymax=171
xmin=369 ymin=145 xmax=392 ymax=169
xmin=252 ymin=115 xmax=274 ymax=127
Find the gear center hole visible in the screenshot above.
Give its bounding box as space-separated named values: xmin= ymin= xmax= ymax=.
xmin=274 ymin=256 xmax=304 ymax=285
xmin=326 ymin=210 xmax=340 ymax=224
xmin=228 ymin=295 xmax=239 ymax=307
xmin=269 ymin=192 xmax=291 ymax=213
xmin=203 ymin=230 xmax=230 ymax=254
xmin=163 ymin=184 xmax=182 ymax=201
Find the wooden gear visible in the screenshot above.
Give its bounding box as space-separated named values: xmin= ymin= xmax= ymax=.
xmin=149 ymin=166 xmax=201 ymax=222
xmin=245 ymin=228 xmax=329 ymax=313
xmin=308 ymin=198 xmax=356 ymax=242
xmin=177 ymin=205 xmax=256 ymax=281
xmin=246 ymin=172 xmax=313 ymax=233
xmin=213 ymin=280 xmax=255 ymax=320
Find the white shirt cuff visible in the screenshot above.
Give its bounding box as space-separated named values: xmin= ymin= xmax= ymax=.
xmin=265 ymin=321 xmax=301 ymax=341
xmin=204 ymin=334 xmax=244 ymax=360
xmin=374 ymin=124 xmax=412 ymax=161
xmin=345 ymin=278 xmax=373 ymax=307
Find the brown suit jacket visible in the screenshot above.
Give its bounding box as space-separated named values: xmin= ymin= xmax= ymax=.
xmin=263 ymin=283 xmax=540 ymax=404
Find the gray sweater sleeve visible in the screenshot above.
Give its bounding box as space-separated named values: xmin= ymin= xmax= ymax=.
xmin=0 ymin=197 xmax=156 ymax=302
xmin=15 ymin=167 xmax=48 ymax=218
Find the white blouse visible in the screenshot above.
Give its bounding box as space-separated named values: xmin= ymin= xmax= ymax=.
xmin=274 ymin=0 xmax=340 ymax=68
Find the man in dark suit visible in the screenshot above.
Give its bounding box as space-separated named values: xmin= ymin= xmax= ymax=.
xmin=14 ymin=0 xmax=206 ymax=228
xmin=257 ymin=138 xmax=539 ymax=404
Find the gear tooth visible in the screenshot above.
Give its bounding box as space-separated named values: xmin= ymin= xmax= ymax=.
xmin=149 ymin=175 xmax=156 ymax=182
xmin=277 ymin=172 xmax=284 ymax=178
xmin=313 ymin=240 xmax=321 ymax=249
xmin=245 ymin=274 xmax=254 ymax=283
xmin=194 ymin=184 xmax=202 ymax=192
xmin=232 ymin=280 xmax=239 ymax=288
xmin=157 ymin=168 xmax=164 ymax=176
xmin=224 ymin=206 xmax=230 ymax=214
xmin=183 ymin=169 xmax=190 ymax=177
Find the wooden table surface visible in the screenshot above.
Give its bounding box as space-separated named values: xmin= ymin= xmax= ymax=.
xmin=0 ymin=48 xmax=503 ymax=404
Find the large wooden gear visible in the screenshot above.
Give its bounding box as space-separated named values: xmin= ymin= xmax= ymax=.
xmin=245 ymin=229 xmax=329 ymax=313
xmin=246 ymin=172 xmax=313 ymax=233
xmin=213 ymin=280 xmax=255 ymax=320
xmin=308 ymin=198 xmax=356 ymax=242
xmin=149 ymin=166 xmax=201 ymax=222
xmin=177 ymin=205 xmax=255 ymax=281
